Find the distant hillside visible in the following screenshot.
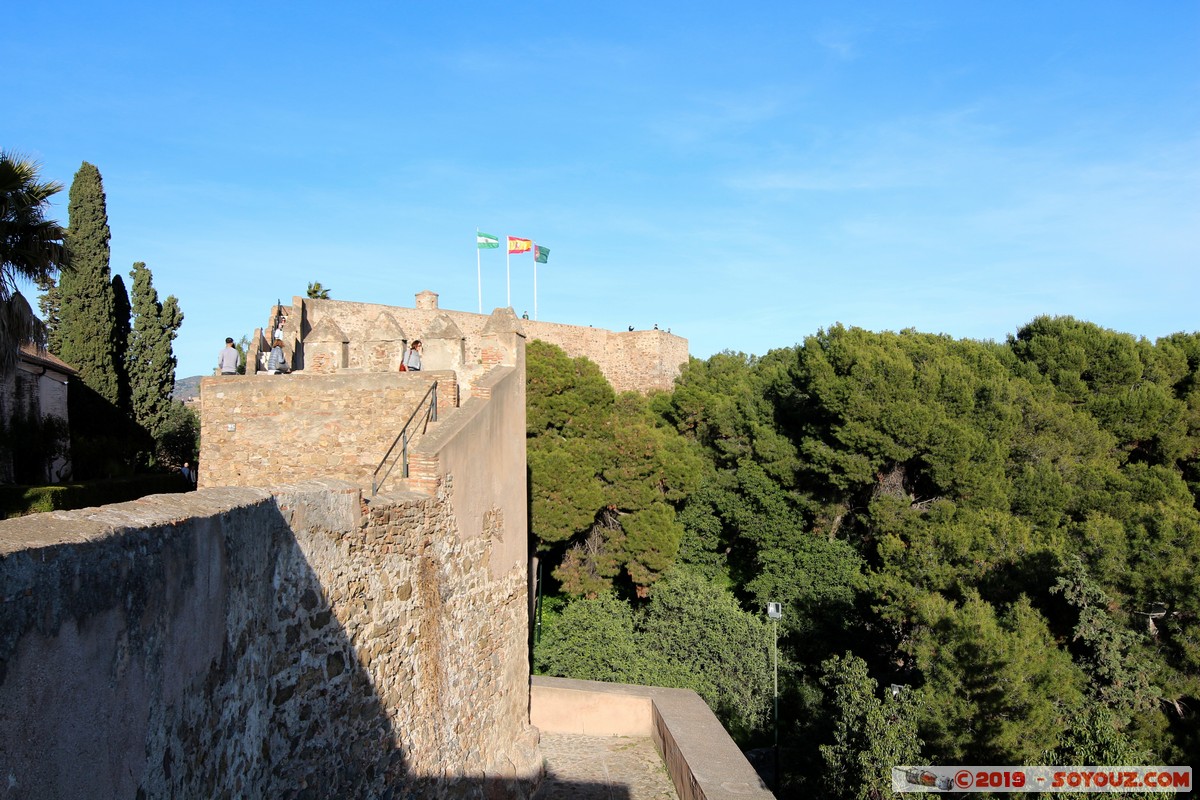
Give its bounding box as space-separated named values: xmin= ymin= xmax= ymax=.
xmin=173 ymin=375 xmax=202 ymax=402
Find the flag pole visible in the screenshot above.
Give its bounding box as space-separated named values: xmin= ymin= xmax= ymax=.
xmin=506 ymin=239 xmax=511 ymax=308
xmin=476 ymin=229 xmax=482 ymax=314
xmin=533 ymin=244 xmax=539 ymax=321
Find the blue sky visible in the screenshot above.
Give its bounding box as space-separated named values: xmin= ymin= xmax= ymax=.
xmin=7 ymin=1 xmax=1198 ymax=380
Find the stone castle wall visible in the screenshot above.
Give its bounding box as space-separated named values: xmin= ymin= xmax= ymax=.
xmin=271 ymin=292 xmax=687 ymax=394
xmin=198 ymin=371 xmax=458 ymax=491
xmin=0 ymin=481 xmax=538 ymax=799
xmin=1 ymin=320 xmax=539 ymax=799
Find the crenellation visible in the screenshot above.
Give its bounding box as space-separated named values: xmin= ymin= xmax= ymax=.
xmin=276 ymin=291 xmax=686 ymax=394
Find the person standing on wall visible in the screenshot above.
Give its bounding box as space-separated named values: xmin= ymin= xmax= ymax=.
xmin=403 ymin=340 xmax=422 ymax=371
xmin=218 ymin=337 xmax=239 ymax=375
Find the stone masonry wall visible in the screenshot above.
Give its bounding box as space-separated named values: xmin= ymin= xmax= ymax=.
xmin=0 ymin=479 xmax=539 ymax=799
xmin=1 ymin=323 xmax=539 ymax=799
xmin=407 ymin=364 xmax=528 ymax=580
xmin=198 ymin=371 xmax=457 ymax=491
xmin=281 ymin=294 xmax=687 ymax=394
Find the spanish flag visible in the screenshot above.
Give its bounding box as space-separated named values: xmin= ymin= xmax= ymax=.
xmin=507 ymin=236 xmax=533 ymax=255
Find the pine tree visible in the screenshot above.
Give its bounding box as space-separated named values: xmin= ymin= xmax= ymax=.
xmin=127 ymin=262 xmax=183 ymax=438
xmin=58 ymin=162 xmax=120 ymax=405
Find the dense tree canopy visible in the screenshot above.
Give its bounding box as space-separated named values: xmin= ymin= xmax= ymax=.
xmin=529 ymin=316 xmax=1200 ymax=797
xmin=536 ymin=568 xmax=771 ymax=736
xmin=819 ymin=653 xmax=921 ymax=800
xmin=527 ymin=340 xmax=703 ymax=596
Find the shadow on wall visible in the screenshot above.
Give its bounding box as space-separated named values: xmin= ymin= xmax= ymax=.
xmin=0 ymin=486 xmax=534 ymax=799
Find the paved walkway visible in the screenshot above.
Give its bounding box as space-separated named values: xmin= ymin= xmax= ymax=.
xmin=536 ymin=732 xmax=678 ymax=800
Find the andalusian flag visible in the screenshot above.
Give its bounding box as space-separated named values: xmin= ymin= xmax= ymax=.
xmin=534 ymin=244 xmax=550 ymax=264
xmin=475 ymin=230 xmax=499 ymax=313
xmin=507 ymin=236 xmax=533 ymax=254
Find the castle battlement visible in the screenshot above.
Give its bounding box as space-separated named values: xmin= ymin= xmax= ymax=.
xmin=253 ymin=291 xmax=688 ymax=395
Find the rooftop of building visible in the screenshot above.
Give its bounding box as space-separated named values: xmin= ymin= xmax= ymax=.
xmin=17 ymin=342 xmax=76 ymax=374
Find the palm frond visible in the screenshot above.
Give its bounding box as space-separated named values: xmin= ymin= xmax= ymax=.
xmin=0 ymin=149 xmax=71 ymax=298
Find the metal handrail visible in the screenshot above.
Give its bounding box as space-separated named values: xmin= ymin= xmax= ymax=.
xmin=372 ymin=380 xmax=438 ymax=496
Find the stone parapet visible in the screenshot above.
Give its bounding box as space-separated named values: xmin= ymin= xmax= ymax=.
xmin=531 ymin=676 xmax=775 ymax=800
xmin=0 ymin=480 xmax=540 ymax=799
xmin=406 ymin=362 xmax=528 ymax=579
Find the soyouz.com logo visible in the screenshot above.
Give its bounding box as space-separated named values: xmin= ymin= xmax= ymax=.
xmin=893 ymin=766 xmax=1192 ymax=793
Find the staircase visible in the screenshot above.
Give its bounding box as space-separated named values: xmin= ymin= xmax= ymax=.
xmin=372 ymin=380 xmax=439 ymax=496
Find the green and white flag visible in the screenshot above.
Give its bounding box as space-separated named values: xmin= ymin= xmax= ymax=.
xmin=477 ymin=231 xmax=500 ymax=249
xmin=534 ymin=244 xmax=550 ymax=263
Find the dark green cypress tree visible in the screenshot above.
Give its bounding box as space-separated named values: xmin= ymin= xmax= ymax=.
xmin=111 ymin=273 xmax=132 ymax=416
xmin=34 ymin=274 xmax=62 ymax=354
xmin=59 ymin=162 xmax=120 ymax=405
xmin=127 ymin=262 xmax=184 ymax=438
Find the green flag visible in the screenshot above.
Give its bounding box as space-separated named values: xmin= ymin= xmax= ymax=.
xmin=477 ymin=231 xmax=500 ymax=249
xmin=534 ymin=244 xmax=550 ymax=263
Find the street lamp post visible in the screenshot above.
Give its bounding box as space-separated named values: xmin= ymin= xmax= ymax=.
xmin=767 ymin=601 xmax=782 ymax=790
